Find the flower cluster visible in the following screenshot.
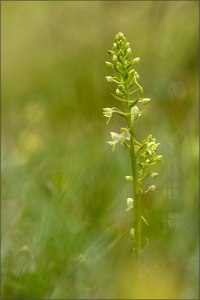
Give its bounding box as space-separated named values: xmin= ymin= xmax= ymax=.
xmin=105 ymin=32 xmax=142 ymax=95
xmin=134 ymin=134 xmax=163 ymax=192
xmin=103 ymin=32 xmax=162 ymax=243
xmin=103 ymin=32 xmax=152 ymax=132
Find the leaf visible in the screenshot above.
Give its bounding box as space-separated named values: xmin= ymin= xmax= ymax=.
xmin=141 ymin=215 xmax=149 ymax=226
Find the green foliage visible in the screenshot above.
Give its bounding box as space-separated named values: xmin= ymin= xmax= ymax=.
xmin=1 ymin=2 xmax=199 ymax=299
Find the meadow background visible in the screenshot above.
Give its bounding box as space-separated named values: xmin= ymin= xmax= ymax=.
xmin=1 ymin=1 xmax=199 ymax=299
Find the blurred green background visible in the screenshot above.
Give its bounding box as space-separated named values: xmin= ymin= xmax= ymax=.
xmin=1 ymin=1 xmax=199 ymax=299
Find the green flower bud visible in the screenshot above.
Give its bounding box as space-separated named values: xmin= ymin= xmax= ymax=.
xmin=140 ymin=98 xmax=151 ymax=105
xmin=147 ymin=134 xmax=153 ymax=141
xmin=118 ymin=40 xmax=123 ymax=47
xmin=106 ymin=76 xmax=113 ymax=82
xmin=108 ymin=50 xmax=115 ymax=56
xmin=144 ymin=185 xmax=156 ymax=194
xmin=125 ymin=176 xmax=133 ymax=182
xmin=118 ymin=32 xmax=124 ymax=39
xmin=113 ymin=42 xmax=117 ymax=49
xmin=127 ymin=48 xmax=132 ymax=54
xmin=134 ymin=71 xmax=139 ymax=79
xmin=132 ymin=57 xmax=140 ymax=64
xmin=115 ymin=35 xmax=119 ymax=42
xmin=125 ymin=61 xmax=132 ymax=69
xmin=112 ymin=55 xmax=117 ymax=62
xmin=157 ymin=155 xmax=163 ymax=161
xmin=116 ymin=89 xmax=123 ymax=96
xmin=105 ymin=61 xmax=114 ymax=68
xmin=149 ymin=185 xmax=156 ymax=191
xmin=150 ymin=185 xmax=156 ymax=191
xmin=150 ymin=172 xmax=159 ymax=178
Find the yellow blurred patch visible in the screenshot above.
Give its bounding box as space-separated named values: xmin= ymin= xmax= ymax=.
xmin=24 ymin=102 xmax=45 ymax=124
xmin=14 ymin=131 xmax=44 ymax=165
xmin=19 ymin=131 xmax=43 ymax=153
xmin=115 ymin=260 xmax=183 ymax=299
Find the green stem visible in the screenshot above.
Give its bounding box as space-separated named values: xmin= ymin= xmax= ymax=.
xmin=126 ymin=96 xmax=141 ymax=267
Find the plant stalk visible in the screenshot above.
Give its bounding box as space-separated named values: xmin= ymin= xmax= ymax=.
xmin=126 ymin=102 xmax=141 ymax=266
xmin=104 ymin=31 xmax=162 ymax=273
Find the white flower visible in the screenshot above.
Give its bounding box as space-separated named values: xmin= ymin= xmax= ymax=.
xmin=149 ymin=185 xmax=156 ymax=191
xmin=131 ymin=106 xmax=141 ymax=123
xmin=120 ymin=127 xmax=130 ymax=141
xmin=125 ymin=175 xmax=133 ymax=182
xmin=126 ymin=197 xmax=134 ymax=211
xmin=145 ymin=135 xmax=160 ymax=155
xmin=107 ymin=132 xmax=121 ymax=152
xmin=107 ymin=128 xmax=130 ymax=152
xmin=106 ymin=76 xmax=113 ymax=82
xmin=146 ymin=141 xmax=160 ymax=155
xmin=103 ymin=107 xmax=113 ymax=124
xmin=103 ymin=107 xmax=112 ymax=118
xmin=144 ymin=185 xmax=156 ymax=194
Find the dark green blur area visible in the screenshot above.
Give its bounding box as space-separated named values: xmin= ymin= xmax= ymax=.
xmin=1 ymin=1 xmax=199 ymax=299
